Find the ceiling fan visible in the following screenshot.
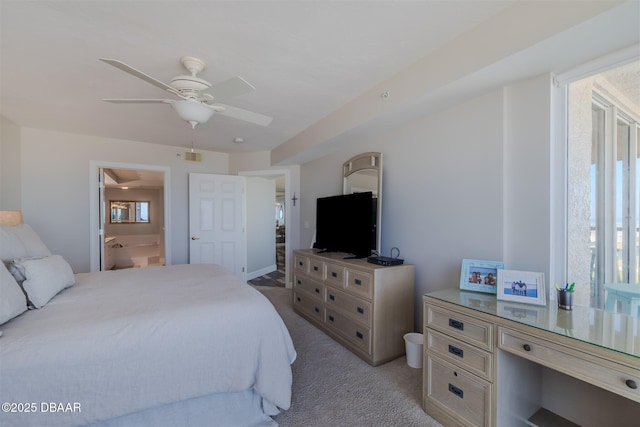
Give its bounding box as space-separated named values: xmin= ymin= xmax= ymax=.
xmin=100 ymin=56 xmax=272 ymax=128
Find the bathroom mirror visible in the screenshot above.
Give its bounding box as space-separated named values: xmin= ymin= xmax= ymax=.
xmin=343 ymin=152 xmax=382 ymax=253
xmin=110 ymin=201 xmax=150 ymax=224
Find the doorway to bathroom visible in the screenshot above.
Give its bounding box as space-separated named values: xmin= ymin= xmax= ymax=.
xmin=89 ymin=161 xmax=171 ymax=272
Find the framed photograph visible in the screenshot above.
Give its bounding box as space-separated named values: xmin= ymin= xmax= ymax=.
xmin=460 ymin=259 xmax=504 ymax=294
xmin=496 ymin=269 xmax=546 ymax=306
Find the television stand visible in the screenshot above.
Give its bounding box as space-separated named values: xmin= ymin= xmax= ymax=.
xmin=292 ymin=249 xmax=415 ymax=366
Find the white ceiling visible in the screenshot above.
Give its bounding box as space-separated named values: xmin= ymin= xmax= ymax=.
xmin=0 ymin=1 xmax=518 ymax=154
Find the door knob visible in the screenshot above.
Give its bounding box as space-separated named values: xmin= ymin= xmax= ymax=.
xmin=191 ymin=236 xmax=200 ymax=240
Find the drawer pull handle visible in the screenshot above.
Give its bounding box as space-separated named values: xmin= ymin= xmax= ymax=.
xmin=313 ymin=266 xmax=319 ymax=271
xmin=354 ymin=279 xmax=362 ymax=285
xmin=298 ymin=261 xmax=303 ymax=266
xmin=626 ymin=379 xmax=638 ymax=390
xmin=297 ymin=280 xmax=301 ymax=285
xmin=356 ymin=331 xmax=363 ymax=339
xmin=448 ymin=319 xmax=464 ymax=331
xmin=315 ymin=288 xmax=320 ymax=294
xmin=448 ymin=345 xmax=464 ymax=358
xmin=357 ymin=307 xmax=364 ymax=314
xmin=329 ymin=294 xmax=335 ymax=301
xmin=296 ymin=297 xmax=301 ymax=302
xmin=331 ymin=272 xmax=337 ymax=277
xmin=523 ymin=344 xmax=532 ymax=352
xmin=314 ymin=307 xmax=320 ymax=313
xmin=328 ymin=315 xmax=334 ymax=322
xmin=448 ymin=383 xmax=464 ymax=399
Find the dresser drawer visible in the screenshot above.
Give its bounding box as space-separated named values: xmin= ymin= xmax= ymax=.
xmin=308 ymin=258 xmax=324 ymax=280
xmin=426 ymin=329 xmax=493 ymax=381
xmin=345 ymin=269 xmax=373 ymax=299
xmin=325 ymin=286 xmax=372 ymax=326
xmin=325 ymin=307 xmax=372 ymax=354
xmin=498 ymin=327 xmax=640 ymax=402
xmin=293 ymin=274 xmax=323 ymax=301
xmin=294 ymin=254 xmax=308 ymax=272
xmin=324 ymin=261 xmax=345 ymax=287
xmin=293 ymin=291 xmax=323 ymax=322
xmin=426 ymin=304 xmax=493 ymax=351
xmin=426 ymin=354 xmax=491 ymax=427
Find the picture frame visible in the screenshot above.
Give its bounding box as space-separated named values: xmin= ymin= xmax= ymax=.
xmin=459 ymin=259 xmax=504 ymax=294
xmin=496 ymin=269 xmax=546 ymax=306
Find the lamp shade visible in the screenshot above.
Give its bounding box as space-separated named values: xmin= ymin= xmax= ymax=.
xmin=0 ymin=210 xmax=23 ymax=226
xmin=170 ymin=100 xmax=215 ymax=125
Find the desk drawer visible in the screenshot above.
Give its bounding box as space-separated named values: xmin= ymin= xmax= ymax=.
xmin=293 ymin=291 xmax=323 ymax=322
xmin=499 ymin=327 xmax=640 ymax=403
xmin=293 ymin=274 xmax=323 ymax=301
xmin=294 ymin=254 xmax=308 ymax=272
xmin=426 ymin=329 xmax=493 ymax=381
xmin=426 ymin=304 xmax=493 ymax=351
xmin=325 ymin=262 xmax=345 ymax=287
xmin=426 ymin=354 xmax=491 ymax=427
xmin=325 ymin=286 xmax=371 ymax=326
xmin=325 ymin=307 xmax=371 ymax=354
xmin=345 ymin=269 xmax=373 ymax=299
xmin=308 ymin=258 xmax=324 ymax=280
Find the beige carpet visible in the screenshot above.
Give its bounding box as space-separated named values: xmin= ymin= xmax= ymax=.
xmin=254 ymin=286 xmax=443 ymax=427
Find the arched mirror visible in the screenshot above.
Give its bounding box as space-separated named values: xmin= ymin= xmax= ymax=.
xmin=343 ymin=152 xmax=382 ymax=254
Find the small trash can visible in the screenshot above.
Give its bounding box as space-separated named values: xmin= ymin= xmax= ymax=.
xmin=403 ymin=332 xmax=423 ymax=368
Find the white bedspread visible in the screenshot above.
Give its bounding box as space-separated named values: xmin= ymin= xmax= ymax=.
xmin=0 ymin=264 xmax=296 ymax=427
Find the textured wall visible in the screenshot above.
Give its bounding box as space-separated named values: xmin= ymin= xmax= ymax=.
xmin=567 ymin=78 xmax=595 ymax=308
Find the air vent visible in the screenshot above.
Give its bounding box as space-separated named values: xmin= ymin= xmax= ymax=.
xmin=184 ymin=151 xmax=202 ymax=162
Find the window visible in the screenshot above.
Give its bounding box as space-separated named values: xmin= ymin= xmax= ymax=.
xmin=567 ymin=60 xmax=640 ymax=310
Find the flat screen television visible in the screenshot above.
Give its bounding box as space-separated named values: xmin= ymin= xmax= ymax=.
xmin=313 ymin=191 xmax=375 ymax=258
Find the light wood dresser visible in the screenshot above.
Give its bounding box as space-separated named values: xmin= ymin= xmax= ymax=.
xmin=293 ymin=249 xmax=415 ymax=366
xmin=423 ymin=289 xmax=640 ymax=427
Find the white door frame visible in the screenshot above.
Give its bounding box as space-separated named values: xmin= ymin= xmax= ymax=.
xmin=89 ymin=160 xmax=171 ymax=272
xmin=240 ymin=169 xmax=291 ymax=288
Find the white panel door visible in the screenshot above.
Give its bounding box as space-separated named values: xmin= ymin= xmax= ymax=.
xmin=189 ymin=173 xmax=246 ymax=280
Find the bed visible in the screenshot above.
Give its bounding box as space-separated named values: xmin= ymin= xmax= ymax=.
xmin=0 ymin=211 xmax=296 ymax=427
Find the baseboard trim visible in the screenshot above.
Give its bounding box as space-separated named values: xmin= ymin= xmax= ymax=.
xmin=247 ymin=264 xmax=277 ymax=281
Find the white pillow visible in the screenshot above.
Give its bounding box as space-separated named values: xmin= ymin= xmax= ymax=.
xmin=0 ymin=224 xmax=51 ymax=262
xmin=18 ymin=255 xmax=75 ymax=308
xmin=7 ymin=256 xmax=44 ymax=285
xmin=0 ymin=262 xmax=28 ymax=324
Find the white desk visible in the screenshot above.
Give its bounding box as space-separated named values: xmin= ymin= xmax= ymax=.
xmin=423 ymin=289 xmax=639 ymax=427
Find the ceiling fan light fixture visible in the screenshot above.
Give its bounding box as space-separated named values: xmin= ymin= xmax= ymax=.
xmin=171 ymin=100 xmax=214 ymax=127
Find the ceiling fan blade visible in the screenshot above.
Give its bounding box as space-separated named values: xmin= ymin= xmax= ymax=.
xmin=208 ymin=76 xmax=255 ymax=101
xmin=215 ymin=103 xmax=272 ymax=126
xmin=100 ymin=59 xmax=177 ymax=93
xmin=103 ymin=99 xmax=173 ymax=104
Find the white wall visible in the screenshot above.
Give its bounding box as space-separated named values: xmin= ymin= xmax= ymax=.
xmin=0 ymin=116 xmax=21 ymax=210
xmin=503 ymin=74 xmax=553 ymax=276
xmin=300 ymin=76 xmax=559 ymax=330
xmin=19 ymin=127 xmax=228 ymax=272
xmin=246 ymin=176 xmax=276 ymax=279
